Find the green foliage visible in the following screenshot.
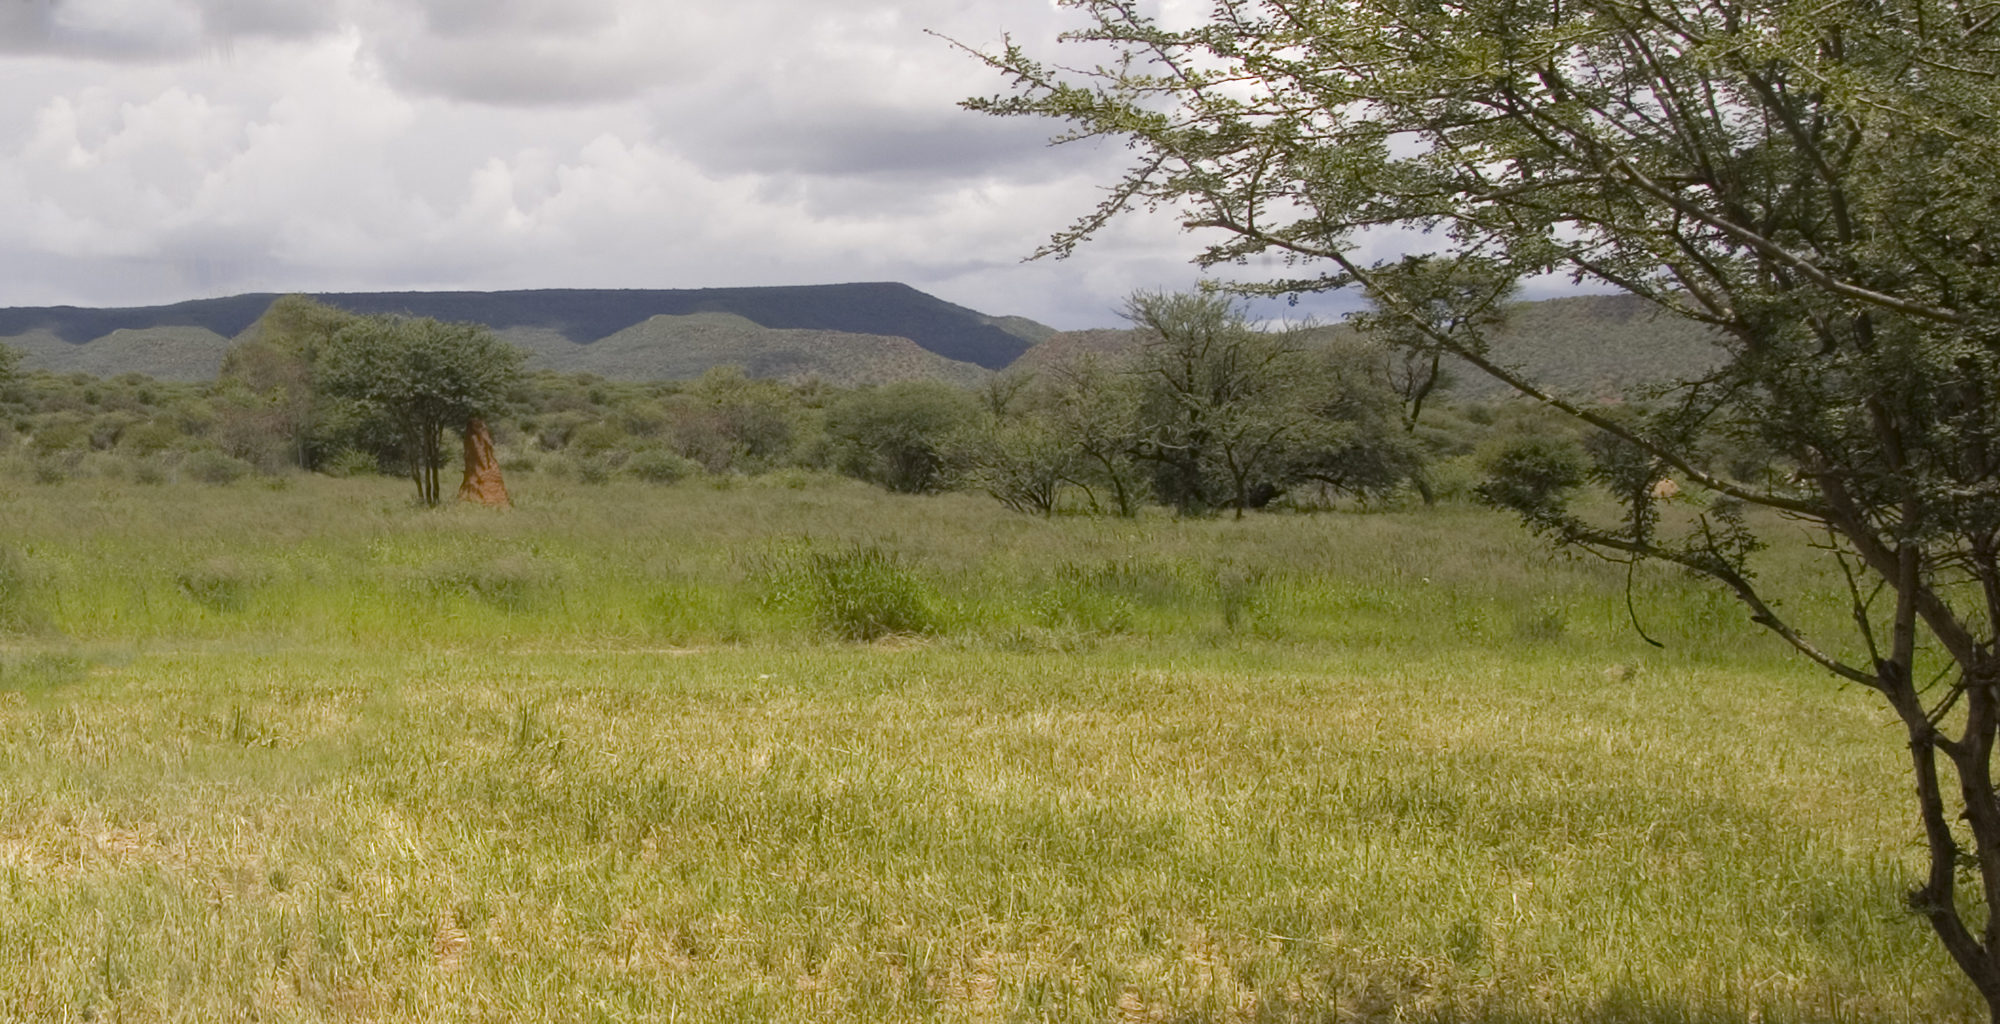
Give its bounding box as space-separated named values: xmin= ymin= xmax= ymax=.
xmin=0 ymin=650 xmax=84 ymax=691
xmin=1029 ymin=575 xmax=1136 ymax=635
xmin=950 ymin=415 xmax=1077 ymax=516
xmin=413 ymin=555 xmax=566 ymax=612
xmin=319 ymin=315 xmax=526 ymax=506
xmin=762 ymin=544 xmax=941 ymax=641
xmin=622 ymin=448 xmax=700 ymax=484
xmin=180 ymin=449 xmax=254 ymax=486
xmin=175 ymin=557 xmax=264 ymax=613
xmin=319 ymin=449 xmax=379 ymax=478
xmin=1476 ymin=435 xmax=1589 ymax=523
xmin=0 ymin=547 xmax=46 ymax=635
xmin=1124 ymin=291 xmax=1418 ymax=516
xmin=822 ymin=382 xmax=978 ymax=494
xmin=218 ymin=296 xmax=362 ymax=471
xmin=973 ymin=0 xmax=2000 ymax=1004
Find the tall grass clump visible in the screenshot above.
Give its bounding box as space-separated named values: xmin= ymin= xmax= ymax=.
xmin=412 ymin=554 xmax=568 ymax=612
xmin=762 ymin=544 xmax=941 ymax=640
xmin=0 ymin=547 xmax=46 ymax=634
xmin=1214 ymin=563 xmax=1266 ymax=633
xmin=181 ymin=450 xmax=254 ymax=485
xmin=0 ymin=651 xmax=85 ymax=691
xmin=1032 ymin=565 xmax=1137 ymax=636
xmin=174 ymin=556 xmax=265 ymax=613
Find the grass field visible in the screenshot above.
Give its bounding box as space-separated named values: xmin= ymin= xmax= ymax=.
xmin=0 ymin=473 xmax=1978 ymax=1021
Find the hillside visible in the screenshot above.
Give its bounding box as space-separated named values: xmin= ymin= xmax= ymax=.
xmin=0 ymin=283 xmax=1041 ymax=374
xmin=505 ymin=313 xmax=991 ymax=388
xmin=1 ymin=325 xmax=237 ymax=380
xmin=0 ymin=289 xmax=1728 ymax=391
xmin=1006 ymin=293 xmax=1725 ymax=400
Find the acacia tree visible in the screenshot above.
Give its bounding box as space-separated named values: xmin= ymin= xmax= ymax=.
xmin=318 ymin=315 xmax=524 ymax=506
xmin=1038 ymin=354 xmax=1150 ymax=515
xmin=1127 ymin=290 xmax=1346 ymax=516
xmin=970 ymin=0 xmax=2000 ymax=1011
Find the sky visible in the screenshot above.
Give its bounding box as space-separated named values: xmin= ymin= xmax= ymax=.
xmin=0 ymin=0 xmax=1358 ymax=330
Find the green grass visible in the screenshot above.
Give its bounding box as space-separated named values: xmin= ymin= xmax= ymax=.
xmin=0 ymin=473 xmax=1975 ymax=1021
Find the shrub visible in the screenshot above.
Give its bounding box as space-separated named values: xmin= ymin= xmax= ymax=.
xmin=414 ymin=555 xmax=565 ymax=611
xmin=822 ymin=382 xmax=979 ymax=493
xmin=625 ymin=449 xmax=700 ymax=484
xmin=0 ymin=547 xmax=47 ymax=634
xmin=1030 ymin=581 xmax=1135 ymax=636
xmin=763 ymin=545 xmax=940 ymax=640
xmin=320 ymin=449 xmax=379 ymax=479
xmin=0 ymin=652 xmax=85 ymax=692
xmin=130 ymin=456 xmax=170 ymax=485
xmin=1214 ymin=564 xmax=1266 ymax=633
xmin=176 ymin=557 xmax=265 ymax=613
xmin=183 ymin=450 xmax=254 ymax=485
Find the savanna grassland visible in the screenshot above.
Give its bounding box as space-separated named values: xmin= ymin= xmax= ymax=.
xmin=0 ymin=473 xmax=1975 ymax=1022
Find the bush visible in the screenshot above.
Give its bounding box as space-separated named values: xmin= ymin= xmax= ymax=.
xmin=176 ymin=557 xmax=265 ymax=613
xmin=1475 ymin=434 xmax=1589 ymax=517
xmin=321 ymin=449 xmax=379 ymax=479
xmin=131 ymin=456 xmax=170 ymax=486
xmin=0 ymin=547 xmax=47 ymax=634
xmin=822 ymin=382 xmax=979 ymax=493
xmin=763 ymin=545 xmax=940 ymax=641
xmin=1030 ymin=581 xmax=1135 ymax=636
xmin=414 ymin=555 xmax=565 ymax=611
xmin=183 ymin=450 xmax=254 ymax=485
xmin=625 ymin=449 xmax=701 ymax=484
xmin=0 ymin=652 xmax=85 ymax=692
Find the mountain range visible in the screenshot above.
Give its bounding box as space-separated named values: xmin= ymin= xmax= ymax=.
xmin=0 ymin=285 xmax=1723 ymax=398
xmin=0 ymin=283 xmax=1039 ymax=385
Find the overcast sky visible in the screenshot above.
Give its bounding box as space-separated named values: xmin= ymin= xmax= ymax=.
xmin=0 ymin=0 xmax=1367 ymax=329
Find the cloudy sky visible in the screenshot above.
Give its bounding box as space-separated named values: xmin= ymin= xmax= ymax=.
xmin=0 ymin=0 xmax=1347 ymax=329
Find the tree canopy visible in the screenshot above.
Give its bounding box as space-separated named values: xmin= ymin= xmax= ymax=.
xmin=318 ymin=316 xmax=525 ymax=506
xmin=970 ymin=0 xmax=2000 ymax=1011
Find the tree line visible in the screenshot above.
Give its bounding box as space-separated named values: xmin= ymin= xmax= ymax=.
xmin=0 ymin=291 xmax=1518 ymax=514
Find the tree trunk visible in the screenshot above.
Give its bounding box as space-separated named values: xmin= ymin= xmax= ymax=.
xmin=456 ymin=417 xmax=511 ymax=508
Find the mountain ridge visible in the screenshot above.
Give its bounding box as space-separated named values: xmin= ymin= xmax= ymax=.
xmin=0 ymin=283 xmax=1038 ymax=372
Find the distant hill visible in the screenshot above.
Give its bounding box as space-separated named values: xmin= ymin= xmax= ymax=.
xmin=1007 ymin=328 xmax=1145 ymax=376
xmin=1005 ymin=293 xmax=1726 ymax=400
xmin=2 ymin=326 xmax=238 ymax=379
xmin=0 ymin=283 xmax=1043 ymax=379
xmin=0 ymin=288 xmax=1727 ymax=392
xmin=501 ymin=313 xmax=991 ymax=388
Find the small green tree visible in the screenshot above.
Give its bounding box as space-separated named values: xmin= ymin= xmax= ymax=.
xmin=1126 ymin=291 xmax=1347 ymax=517
xmin=318 ymin=316 xmax=525 ymax=506
xmin=1037 ymin=354 xmax=1149 ymax=516
xmin=822 ymin=382 xmax=979 ymax=494
xmin=950 ymin=414 xmax=1079 ymax=516
xmin=219 ymin=295 xmax=360 ymax=471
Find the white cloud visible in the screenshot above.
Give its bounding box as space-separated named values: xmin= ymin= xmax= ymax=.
xmin=0 ymin=0 xmax=1288 ymax=329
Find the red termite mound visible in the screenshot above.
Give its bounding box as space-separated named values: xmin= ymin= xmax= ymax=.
xmin=457 ymin=417 xmax=511 ymax=508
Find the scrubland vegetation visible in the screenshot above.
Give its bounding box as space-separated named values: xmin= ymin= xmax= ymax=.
xmin=0 ymin=462 xmax=1977 ymax=1021
xmin=0 ymin=281 xmax=1974 ymax=1019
